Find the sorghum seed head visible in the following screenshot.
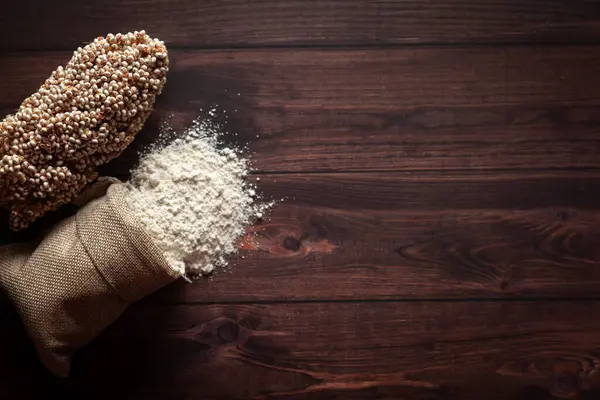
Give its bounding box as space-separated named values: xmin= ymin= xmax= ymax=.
xmin=0 ymin=31 xmax=168 ymax=230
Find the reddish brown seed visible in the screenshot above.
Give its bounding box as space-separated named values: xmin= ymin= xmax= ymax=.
xmin=0 ymin=31 xmax=169 ymax=230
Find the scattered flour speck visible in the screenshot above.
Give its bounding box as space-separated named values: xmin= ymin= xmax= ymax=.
xmin=124 ymin=114 xmax=270 ymax=278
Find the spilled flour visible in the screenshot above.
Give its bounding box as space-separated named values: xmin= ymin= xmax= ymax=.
xmin=124 ymin=114 xmax=268 ymax=278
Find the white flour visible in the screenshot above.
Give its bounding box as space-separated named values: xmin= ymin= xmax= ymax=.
xmin=124 ymin=115 xmax=267 ymax=278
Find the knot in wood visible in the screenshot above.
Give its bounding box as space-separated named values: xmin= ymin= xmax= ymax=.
xmin=283 ymin=236 xmax=301 ymax=252
xmin=550 ymin=372 xmax=582 ymax=398
xmin=217 ymin=319 xmax=241 ymax=343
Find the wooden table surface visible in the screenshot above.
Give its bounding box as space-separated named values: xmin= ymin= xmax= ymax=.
xmin=2 ymin=1 xmax=600 ymax=399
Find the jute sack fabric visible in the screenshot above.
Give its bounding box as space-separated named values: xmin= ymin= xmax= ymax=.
xmin=0 ymin=180 xmax=179 ymax=377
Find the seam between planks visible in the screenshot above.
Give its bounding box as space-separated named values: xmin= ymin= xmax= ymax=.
xmin=249 ymin=167 xmax=600 ymax=176
xmin=3 ymin=40 xmax=600 ymax=54
xmin=141 ymin=297 xmax=600 ymax=307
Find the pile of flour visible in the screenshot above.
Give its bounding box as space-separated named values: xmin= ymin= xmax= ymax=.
xmin=124 ymin=115 xmax=267 ymax=278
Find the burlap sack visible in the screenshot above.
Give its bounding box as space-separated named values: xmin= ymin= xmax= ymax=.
xmin=0 ymin=180 xmax=179 ymax=377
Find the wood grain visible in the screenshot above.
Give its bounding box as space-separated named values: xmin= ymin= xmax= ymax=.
xmin=118 ymin=170 xmax=600 ymax=303
xmin=0 ymin=0 xmax=599 ymax=399
xmin=3 ymin=301 xmax=600 ymax=399
xmin=2 ymin=0 xmax=600 ymax=50
xmin=6 ymin=169 xmax=600 ymax=299
xmin=2 ymin=47 xmax=600 ymax=173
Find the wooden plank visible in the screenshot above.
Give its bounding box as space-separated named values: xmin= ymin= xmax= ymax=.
xmin=124 ymin=170 xmax=600 ymax=302
xmin=2 ymin=1 xmax=600 ymax=50
xmin=2 ymin=47 xmax=600 ymax=173
xmin=4 ymin=170 xmax=600 ymax=300
xmin=4 ymin=301 xmax=600 ymax=399
xmin=5 ymin=171 xmax=600 ymax=300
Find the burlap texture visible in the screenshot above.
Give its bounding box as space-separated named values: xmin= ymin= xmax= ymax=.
xmin=0 ymin=182 xmax=179 ymax=377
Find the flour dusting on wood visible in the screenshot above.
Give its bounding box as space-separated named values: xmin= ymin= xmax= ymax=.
xmin=124 ymin=112 xmax=269 ymax=278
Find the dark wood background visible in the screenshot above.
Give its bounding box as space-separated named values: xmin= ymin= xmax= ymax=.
xmin=2 ymin=1 xmax=600 ymax=399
